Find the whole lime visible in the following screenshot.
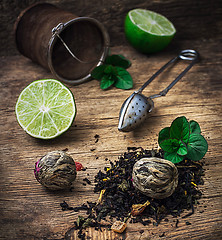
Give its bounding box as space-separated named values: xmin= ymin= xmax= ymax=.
xmin=124 ymin=9 xmax=176 ymax=54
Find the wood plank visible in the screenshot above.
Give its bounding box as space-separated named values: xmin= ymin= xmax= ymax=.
xmin=0 ymin=39 xmax=222 ymax=239
xmin=1 ymin=0 xmax=222 ymax=55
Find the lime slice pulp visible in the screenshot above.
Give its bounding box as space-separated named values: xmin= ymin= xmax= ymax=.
xmin=15 ymin=79 xmax=76 ymax=139
xmin=124 ymin=9 xmax=176 ymax=53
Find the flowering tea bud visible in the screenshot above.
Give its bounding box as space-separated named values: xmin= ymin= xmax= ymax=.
xmin=132 ymin=157 xmax=178 ymax=199
xmin=34 ymin=151 xmax=77 ymax=190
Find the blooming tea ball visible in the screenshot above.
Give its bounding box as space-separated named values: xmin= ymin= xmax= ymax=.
xmin=34 ymin=151 xmax=77 ymax=190
xmin=132 ymin=157 xmax=178 ymax=199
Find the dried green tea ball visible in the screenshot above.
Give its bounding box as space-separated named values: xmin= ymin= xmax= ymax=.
xmin=132 ymin=157 xmax=178 ymax=199
xmin=34 ymin=151 xmax=77 ymax=190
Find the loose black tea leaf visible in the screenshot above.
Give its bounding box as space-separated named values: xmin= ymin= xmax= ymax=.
xmin=60 ymin=201 xmax=74 ymax=211
xmin=94 ymin=134 xmax=100 ymax=143
xmin=83 ymin=178 xmax=91 ymax=185
xmin=61 ymin=147 xmax=204 ymax=238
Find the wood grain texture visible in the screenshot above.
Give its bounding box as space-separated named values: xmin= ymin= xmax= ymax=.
xmin=1 ymin=1 xmax=222 ymax=238
xmin=0 ymin=0 xmax=222 ymax=55
xmin=0 ymin=36 xmax=222 ymax=239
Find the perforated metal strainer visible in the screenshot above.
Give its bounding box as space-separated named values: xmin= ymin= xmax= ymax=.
xmin=118 ymin=49 xmax=199 ymax=132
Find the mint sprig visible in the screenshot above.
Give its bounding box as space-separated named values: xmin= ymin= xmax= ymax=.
xmin=91 ymin=54 xmax=133 ymax=90
xmin=158 ymin=116 xmax=208 ymax=163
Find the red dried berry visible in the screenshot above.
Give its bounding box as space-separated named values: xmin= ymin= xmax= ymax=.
xmin=75 ymin=162 xmax=83 ymax=171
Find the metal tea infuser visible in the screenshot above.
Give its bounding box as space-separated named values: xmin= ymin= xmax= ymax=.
xmin=14 ymin=3 xmax=109 ymax=85
xmin=118 ymin=49 xmax=199 ymax=132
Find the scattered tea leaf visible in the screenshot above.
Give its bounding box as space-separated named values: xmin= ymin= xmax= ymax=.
xmin=62 ymin=147 xmax=205 ymax=237
xmin=118 ymin=179 xmax=129 ymax=191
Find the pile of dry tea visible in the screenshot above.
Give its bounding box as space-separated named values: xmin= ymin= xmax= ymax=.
xmin=61 ymin=147 xmax=204 ymax=239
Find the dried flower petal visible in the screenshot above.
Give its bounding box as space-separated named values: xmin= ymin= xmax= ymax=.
xmin=75 ymin=162 xmax=84 ymax=171
xmin=131 ymin=200 xmax=150 ymax=216
xmin=111 ymin=221 xmax=127 ymax=233
xmin=98 ymin=189 xmax=106 ymax=203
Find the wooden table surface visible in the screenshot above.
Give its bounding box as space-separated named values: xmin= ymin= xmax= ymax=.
xmin=1 ymin=36 xmax=222 ymax=240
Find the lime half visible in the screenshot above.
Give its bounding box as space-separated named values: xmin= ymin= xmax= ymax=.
xmin=125 ymin=9 xmax=176 ymax=53
xmin=15 ymin=79 xmax=76 ymax=139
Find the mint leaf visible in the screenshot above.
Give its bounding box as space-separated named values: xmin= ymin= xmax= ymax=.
xmin=189 ymin=120 xmax=201 ymax=134
xmin=114 ymin=67 xmax=133 ymax=89
xmin=170 ymin=116 xmax=190 ymax=143
xmin=159 ymin=138 xmax=179 ymax=153
xmin=164 ymin=151 xmax=184 ymax=164
xmin=104 ymin=65 xmax=116 ymax=75
xmin=91 ymin=55 xmax=133 ymax=90
xmin=186 ymin=133 xmax=208 ymax=161
xmin=100 ymin=75 xmax=115 ymax=89
xmin=91 ymin=65 xmax=107 ymax=80
xmin=177 ymin=140 xmax=188 ymax=156
xmin=158 ymin=127 xmax=170 ymax=145
xmin=105 ymin=54 xmax=131 ymax=69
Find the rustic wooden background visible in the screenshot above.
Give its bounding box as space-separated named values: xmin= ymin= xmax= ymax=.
xmin=0 ymin=0 xmax=222 ymax=239
xmin=1 ymin=0 xmax=222 ymax=55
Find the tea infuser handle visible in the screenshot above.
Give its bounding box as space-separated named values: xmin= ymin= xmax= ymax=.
xmin=179 ymin=49 xmax=199 ymax=61
xmin=137 ymin=54 xmax=179 ymax=94
xmin=149 ymin=49 xmax=199 ymax=99
xmin=137 ymin=49 xmax=199 ymax=95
